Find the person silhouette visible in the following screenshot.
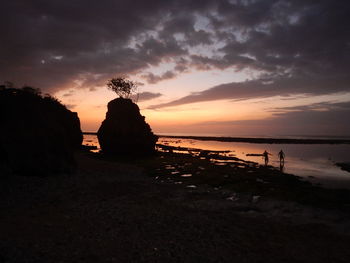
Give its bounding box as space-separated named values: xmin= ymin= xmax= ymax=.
xmin=278 ymin=150 xmax=285 ymax=166
xmin=262 ymin=150 xmax=272 ymax=166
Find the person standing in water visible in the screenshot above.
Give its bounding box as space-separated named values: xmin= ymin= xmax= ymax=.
xmin=278 ymin=150 xmax=285 ymax=171
xmin=278 ymin=150 xmax=285 ymax=164
xmin=262 ymin=150 xmax=272 ymax=166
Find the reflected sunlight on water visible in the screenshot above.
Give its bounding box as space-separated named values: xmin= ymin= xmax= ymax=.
xmin=82 ymin=134 xmax=100 ymax=153
xmin=83 ymin=134 xmax=350 ymax=189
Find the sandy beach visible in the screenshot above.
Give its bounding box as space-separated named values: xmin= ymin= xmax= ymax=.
xmin=1 ymin=148 xmax=350 ymax=263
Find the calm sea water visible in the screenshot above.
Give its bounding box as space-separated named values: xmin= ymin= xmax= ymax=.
xmin=83 ymin=134 xmax=350 ymax=189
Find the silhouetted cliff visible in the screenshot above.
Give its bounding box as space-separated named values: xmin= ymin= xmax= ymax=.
xmin=0 ymin=86 xmax=83 ymax=176
xmin=97 ymin=98 xmax=157 ymax=155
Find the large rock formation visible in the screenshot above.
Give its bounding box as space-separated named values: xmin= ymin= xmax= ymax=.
xmin=97 ymin=98 xmax=158 ymax=155
xmin=0 ymin=86 xmax=83 ymax=176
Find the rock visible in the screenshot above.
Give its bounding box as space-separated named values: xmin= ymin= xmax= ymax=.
xmin=252 ymin=195 xmax=261 ymax=203
xmin=226 ymin=194 xmax=239 ymax=202
xmin=336 ymin=162 xmax=350 ymax=173
xmin=0 ymin=87 xmax=83 ymax=176
xmin=97 ymin=98 xmax=158 ymax=155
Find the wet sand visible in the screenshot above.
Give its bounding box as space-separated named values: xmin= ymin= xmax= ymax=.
xmin=1 ymin=148 xmax=350 ymax=262
xmin=157 ymin=137 xmax=350 ymax=189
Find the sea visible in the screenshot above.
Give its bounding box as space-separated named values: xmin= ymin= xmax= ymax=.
xmin=83 ymin=134 xmax=350 ymax=190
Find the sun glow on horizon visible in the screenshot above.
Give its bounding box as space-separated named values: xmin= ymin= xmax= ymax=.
xmin=54 ymin=68 xmax=350 ymax=136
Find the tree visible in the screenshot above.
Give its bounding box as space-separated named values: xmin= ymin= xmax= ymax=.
xmin=107 ymin=77 xmax=137 ymax=99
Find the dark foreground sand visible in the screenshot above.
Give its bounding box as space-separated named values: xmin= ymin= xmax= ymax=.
xmin=1 ymin=150 xmax=350 ymax=263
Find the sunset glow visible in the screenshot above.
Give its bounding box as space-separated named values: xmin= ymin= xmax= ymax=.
xmin=2 ymin=2 xmax=350 ymax=261
xmin=2 ymin=0 xmax=350 ymax=136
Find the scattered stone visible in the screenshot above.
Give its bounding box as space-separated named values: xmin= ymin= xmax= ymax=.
xmin=226 ymin=194 xmax=239 ymax=202
xmin=252 ymin=195 xmax=261 ymax=203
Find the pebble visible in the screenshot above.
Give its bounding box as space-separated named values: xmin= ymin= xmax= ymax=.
xmin=226 ymin=194 xmax=239 ymax=202
xmin=252 ymin=195 xmax=261 ymax=203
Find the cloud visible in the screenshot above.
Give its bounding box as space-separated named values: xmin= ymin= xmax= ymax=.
xmin=142 ymin=71 xmax=176 ymax=84
xmin=1 ymin=0 xmax=349 ymax=99
xmin=0 ymin=0 xmax=186 ymax=91
xmin=147 ymin=0 xmax=350 ymax=108
xmin=148 ymin=75 xmax=350 ymax=109
xmin=268 ymin=101 xmax=350 ymax=113
xmin=64 ymin=104 xmax=77 ymax=110
xmin=136 ymin=92 xmax=162 ymax=102
xmin=62 ymin=90 xmax=75 ymax=97
xmin=195 ymin=101 xmax=350 ymax=136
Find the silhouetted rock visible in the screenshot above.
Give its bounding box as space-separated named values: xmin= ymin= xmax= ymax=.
xmin=97 ymin=98 xmax=158 ymax=155
xmin=336 ymin=162 xmax=350 ymax=173
xmin=0 ymin=87 xmax=83 ymax=176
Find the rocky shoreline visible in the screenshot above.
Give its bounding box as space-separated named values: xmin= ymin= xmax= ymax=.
xmin=1 ymin=147 xmax=350 ymax=262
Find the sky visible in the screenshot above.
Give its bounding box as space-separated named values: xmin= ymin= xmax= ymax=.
xmin=1 ymin=0 xmax=350 ymax=136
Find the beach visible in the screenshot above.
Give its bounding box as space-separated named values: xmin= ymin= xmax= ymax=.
xmin=85 ymin=134 xmax=350 ymax=189
xmin=1 ymin=146 xmax=350 ymax=262
xmin=3 ymin=1 xmax=350 ymax=261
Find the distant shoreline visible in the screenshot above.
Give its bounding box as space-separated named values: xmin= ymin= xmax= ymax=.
xmin=83 ymin=132 xmax=350 ymax=145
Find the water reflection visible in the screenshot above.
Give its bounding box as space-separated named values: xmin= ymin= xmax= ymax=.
xmin=157 ymin=137 xmax=350 ymax=189
xmin=83 ymin=134 xmax=100 ymax=153
xmin=279 ymin=161 xmax=285 ymax=173
xmin=83 ymin=134 xmax=350 ymax=189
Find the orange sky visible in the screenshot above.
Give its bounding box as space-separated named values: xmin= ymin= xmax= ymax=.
xmin=55 ymin=68 xmax=350 ymax=136
xmin=3 ymin=1 xmax=350 ymax=136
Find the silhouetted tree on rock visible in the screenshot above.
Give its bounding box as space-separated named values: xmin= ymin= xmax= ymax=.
xmin=107 ymin=77 xmax=137 ymax=99
xmin=98 ymin=78 xmax=157 ymax=155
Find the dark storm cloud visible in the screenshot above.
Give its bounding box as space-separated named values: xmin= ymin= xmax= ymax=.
xmin=157 ymin=13 xmax=213 ymax=47
xmin=1 ymin=0 xmax=350 ymax=98
xmin=149 ymin=0 xmax=350 ymax=108
xmin=0 ymin=0 xmax=215 ymax=92
xmin=0 ymin=0 xmax=181 ymax=91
